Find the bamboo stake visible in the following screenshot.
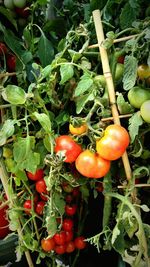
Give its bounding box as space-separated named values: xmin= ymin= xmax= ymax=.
xmin=101 ymin=113 xmax=132 ymax=122
xmin=88 ymin=34 xmax=138 ymax=49
xmin=92 ymin=10 xmax=132 ymax=181
xmin=0 ymin=159 xmax=34 ymax=267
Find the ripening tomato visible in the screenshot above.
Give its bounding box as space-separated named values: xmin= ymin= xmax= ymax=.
xmin=62 ymin=182 xmax=74 ymax=193
xmin=35 ymin=179 xmax=47 ymax=194
xmin=0 ymin=42 xmax=8 ymax=55
xmin=137 ymin=64 xmax=150 ymax=80
xmin=41 ymin=237 xmax=55 ymax=252
xmin=27 ymin=169 xmax=44 ymax=181
xmin=74 ymin=236 xmax=86 ymax=250
xmin=69 ymin=123 xmax=88 ymax=135
xmin=6 ymin=54 xmax=16 ymax=71
xmin=65 ymin=204 xmax=77 ymax=216
xmin=0 ymin=203 xmax=10 ymax=239
xmin=54 ymin=135 xmax=82 ymax=163
xmin=117 ymin=55 xmax=125 ymax=64
xmin=54 ymin=244 xmax=66 ymax=254
xmin=75 ymin=150 xmax=111 ymax=179
xmin=35 ymin=201 xmax=45 ymax=215
xmin=62 ymin=218 xmax=74 ymax=231
xmin=53 ymin=231 xmax=66 ymax=245
xmin=96 ymin=125 xmax=130 ymax=161
xmin=66 ymin=241 xmax=75 ymax=253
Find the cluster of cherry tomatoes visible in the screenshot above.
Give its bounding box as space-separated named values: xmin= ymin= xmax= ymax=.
xmin=54 ymin=123 xmax=130 ymax=179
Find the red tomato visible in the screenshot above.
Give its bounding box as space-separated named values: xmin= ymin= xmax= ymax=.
xmin=0 ymin=43 xmax=7 ymax=55
xmin=96 ymin=182 xmax=104 ymax=192
xmin=0 ymin=203 xmax=10 ymax=239
xmin=15 ymin=7 xmax=30 ymax=18
xmin=35 ymin=201 xmax=45 ymax=215
xmin=96 ymin=125 xmax=130 ymax=161
xmin=74 ymin=236 xmax=86 ymax=250
xmin=23 ymin=199 xmax=32 ymax=215
xmin=54 ymin=244 xmax=66 ymax=254
xmin=27 ymin=169 xmax=44 ymax=181
xmin=65 ymin=230 xmax=73 ymax=242
xmin=117 ymin=55 xmax=125 ymax=64
xmin=65 ymin=194 xmax=74 ymax=204
xmin=54 ymin=135 xmax=82 ymax=163
xmin=35 ymin=179 xmax=47 ymax=194
xmin=65 ymin=204 xmax=77 ymax=216
xmin=41 ymin=237 xmax=55 ymax=252
xmin=75 ymin=150 xmax=110 ymax=179
xmin=72 ymin=187 xmax=80 ymax=197
xmin=62 ymin=218 xmax=74 ymax=231
xmin=53 ymin=231 xmax=66 ymax=245
xmin=66 ymin=241 xmax=75 ymax=253
xmin=6 ymin=54 xmax=16 ymax=71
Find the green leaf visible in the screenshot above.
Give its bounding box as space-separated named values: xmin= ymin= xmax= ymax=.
xmin=43 ymin=135 xmax=52 ymax=152
xmin=123 ymin=55 xmax=138 ymax=91
xmin=117 ymin=93 xmax=134 ymax=114
xmin=2 ymin=85 xmax=26 ymax=105
xmin=120 ymin=3 xmax=138 ymax=30
xmin=133 ymin=166 xmax=149 ymax=179
xmin=74 ymin=74 xmax=93 ymax=97
xmin=128 ymin=112 xmax=143 ymax=143
xmin=68 ymin=49 xmax=82 ymax=62
xmin=41 ymin=65 xmax=51 ymax=78
xmin=54 ymin=192 xmax=65 ymax=216
xmin=33 ymin=112 xmax=51 ymax=133
xmin=0 ymin=7 xmax=17 ymax=30
xmin=0 ymin=119 xmax=14 ymax=146
xmin=38 ymin=33 xmax=54 ymax=67
xmin=76 ymin=92 xmax=94 ymax=114
xmin=60 ymin=64 xmax=74 ymax=84
xmin=55 ymin=111 xmax=70 ymax=126
xmin=112 ymin=222 xmax=125 ymax=254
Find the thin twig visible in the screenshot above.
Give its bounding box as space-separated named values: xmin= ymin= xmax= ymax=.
xmin=0 ymin=190 xmax=24 ymax=210
xmin=0 ymin=72 xmax=16 ymax=79
xmin=118 ymin=184 xmax=150 ymax=189
xmin=88 ymin=34 xmax=138 ymax=49
xmin=101 ymin=113 xmax=132 ymax=122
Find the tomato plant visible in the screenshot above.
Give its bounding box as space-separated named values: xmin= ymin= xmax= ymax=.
xmin=96 ymin=125 xmax=130 ymax=161
xmin=75 ymin=150 xmax=111 ymax=178
xmin=27 ymin=169 xmax=44 ymax=181
xmin=54 ymin=135 xmax=82 ymax=163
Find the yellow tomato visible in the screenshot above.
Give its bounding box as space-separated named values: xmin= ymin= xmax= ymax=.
xmin=69 ymin=123 xmax=88 ymax=135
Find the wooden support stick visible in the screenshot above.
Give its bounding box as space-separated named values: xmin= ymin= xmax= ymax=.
xmin=92 ymin=10 xmax=132 ymax=181
xmin=101 ymin=113 xmax=132 ymax=122
xmin=0 ymin=72 xmax=16 ymax=79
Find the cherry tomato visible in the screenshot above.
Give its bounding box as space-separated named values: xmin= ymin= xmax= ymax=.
xmin=54 ymin=244 xmax=66 ymax=254
xmin=62 ymin=182 xmax=73 ymax=193
xmin=74 ymin=236 xmax=86 ymax=250
xmin=13 ymin=0 xmax=26 ymax=8
xmin=140 ymin=100 xmax=150 ymax=123
xmin=72 ymin=187 xmax=80 ymax=197
xmin=137 ymin=64 xmax=150 ymax=80
xmin=65 ymin=204 xmax=77 ymax=216
xmin=96 ymin=125 xmax=130 ymax=161
xmin=15 ymin=7 xmax=30 ymax=18
xmin=35 ymin=179 xmax=47 ymax=194
xmin=0 ymin=43 xmax=7 ymax=55
xmin=35 ymin=201 xmax=45 ymax=215
xmin=62 ymin=218 xmax=74 ymax=231
xmin=128 ymin=86 xmax=150 ymax=108
xmin=27 ymin=169 xmax=44 ymax=181
xmin=53 ymin=231 xmax=66 ymax=245
xmin=75 ymin=150 xmax=111 ymax=179
xmin=66 ymin=241 xmax=75 ymax=253
xmin=54 ymin=135 xmax=82 ymax=163
xmin=96 ymin=182 xmax=104 ymax=192
xmin=65 ymin=194 xmax=74 ymax=204
xmin=94 ymin=75 xmax=106 ymax=88
xmin=23 ymin=199 xmax=32 ymax=215
xmin=6 ymin=54 xmax=16 ymax=72
xmin=65 ymin=230 xmax=73 ymax=242
xmin=115 ymin=63 xmax=124 ymax=82
xmin=69 ymin=123 xmax=88 ymax=135
xmin=4 ymin=0 xmax=14 ymax=9
xmin=41 ymin=237 xmax=55 ymax=252
xmin=0 ymin=202 xmax=10 ymax=239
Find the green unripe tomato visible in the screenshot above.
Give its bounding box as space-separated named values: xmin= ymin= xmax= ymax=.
xmin=128 ymin=86 xmax=150 ymax=108
xmin=140 ymin=100 xmax=150 ymax=123
xmin=13 ymin=0 xmax=26 ymax=8
xmin=94 ymin=75 xmax=106 ymax=88
xmin=4 ymin=0 xmax=14 ymax=9
xmin=115 ymin=63 xmax=124 ymax=81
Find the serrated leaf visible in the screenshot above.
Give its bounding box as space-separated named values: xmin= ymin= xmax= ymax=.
xmin=120 ymin=3 xmax=137 ymax=30
xmin=2 ymin=85 xmax=26 ymax=105
xmin=38 ymin=33 xmax=54 ymax=67
xmin=123 ymin=55 xmax=138 ymax=91
xmin=117 ymin=93 xmax=134 ymax=114
xmin=74 ymin=74 xmax=93 ymax=97
xmin=112 ymin=222 xmax=125 ymax=254
xmin=76 ymin=92 xmax=94 ymax=114
xmin=60 ymin=64 xmax=74 ymax=84
xmin=33 ymin=112 xmax=51 ymax=133
xmin=128 ymin=112 xmax=143 ymax=143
